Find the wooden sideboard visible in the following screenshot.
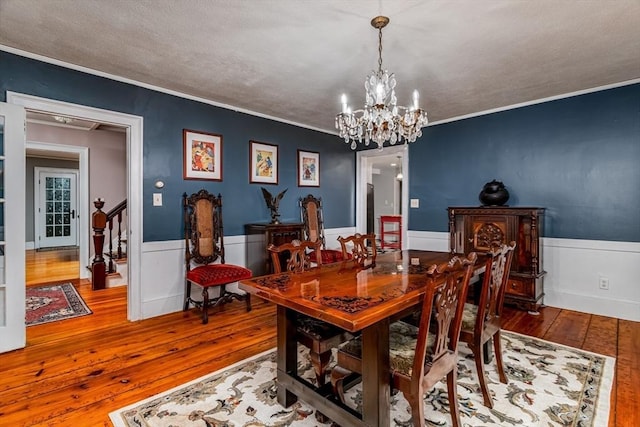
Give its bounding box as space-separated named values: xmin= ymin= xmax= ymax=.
xmin=448 ymin=206 xmax=546 ymax=311
xmin=245 ymin=223 xmax=304 ymax=275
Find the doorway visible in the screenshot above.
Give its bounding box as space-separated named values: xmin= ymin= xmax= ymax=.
xmin=8 ymin=91 xmax=143 ymax=321
xmin=34 ymin=167 xmax=79 ymax=249
xmin=356 ymin=145 xmax=409 ymax=248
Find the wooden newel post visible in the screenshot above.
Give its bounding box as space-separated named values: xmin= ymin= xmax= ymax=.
xmin=92 ymin=198 xmax=107 ymax=290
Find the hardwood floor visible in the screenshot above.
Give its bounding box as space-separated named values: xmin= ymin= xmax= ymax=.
xmin=26 ymin=248 xmax=80 ymax=286
xmin=3 ymin=269 xmax=638 ymax=425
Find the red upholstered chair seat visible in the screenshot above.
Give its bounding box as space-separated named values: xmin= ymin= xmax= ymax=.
xmin=308 ymin=249 xmax=347 ymax=264
xmin=187 ymin=264 xmax=253 ymax=288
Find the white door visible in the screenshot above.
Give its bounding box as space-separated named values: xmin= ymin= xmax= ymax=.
xmin=0 ymin=102 xmax=26 ymax=353
xmin=35 ymin=168 xmax=78 ymax=249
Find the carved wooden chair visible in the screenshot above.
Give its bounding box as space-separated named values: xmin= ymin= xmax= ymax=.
xmin=267 ymin=239 xmax=321 ymax=273
xmin=330 ymin=253 xmax=477 ymax=427
xmin=268 ymin=239 xmax=352 ymax=387
xmin=337 ymin=232 xmax=377 ymax=264
xmin=459 ymin=241 xmax=516 ymax=408
xmin=183 ymin=190 xmax=252 ymax=324
xmin=299 ymin=194 xmax=345 ymax=264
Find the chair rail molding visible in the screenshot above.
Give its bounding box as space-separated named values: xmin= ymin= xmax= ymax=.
xmin=408 ymin=230 xmax=640 ymax=322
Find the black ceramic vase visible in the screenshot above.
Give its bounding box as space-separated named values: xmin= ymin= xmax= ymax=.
xmin=479 ymin=180 xmax=510 ymax=206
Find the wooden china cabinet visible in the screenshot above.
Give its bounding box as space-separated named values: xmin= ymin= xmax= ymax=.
xmin=448 ymin=206 xmax=546 ymax=312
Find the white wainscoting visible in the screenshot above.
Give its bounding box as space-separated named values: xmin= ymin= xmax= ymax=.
xmin=408 ymin=230 xmax=640 ymax=322
xmin=139 ymin=227 xmax=355 ymax=319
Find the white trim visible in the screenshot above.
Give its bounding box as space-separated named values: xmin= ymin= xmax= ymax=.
xmin=2 ymin=45 xmax=638 ymax=135
xmin=7 ymin=92 xmax=144 ymax=321
xmin=25 ymin=241 xmax=35 ymax=250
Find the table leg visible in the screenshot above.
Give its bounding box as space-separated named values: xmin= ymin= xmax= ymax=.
xmin=361 ymin=317 xmax=390 ymax=427
xmin=276 ymin=306 xmax=298 ymax=407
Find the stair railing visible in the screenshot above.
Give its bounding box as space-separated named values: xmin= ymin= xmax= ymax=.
xmin=91 ymin=198 xmax=127 ymax=290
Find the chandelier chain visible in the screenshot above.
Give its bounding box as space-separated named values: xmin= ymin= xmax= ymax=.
xmin=377 ymin=27 xmax=384 ymax=74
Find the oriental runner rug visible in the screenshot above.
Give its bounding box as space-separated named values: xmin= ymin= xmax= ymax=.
xmin=110 ymin=331 xmax=614 ymax=427
xmin=25 ymin=283 xmax=92 ymax=326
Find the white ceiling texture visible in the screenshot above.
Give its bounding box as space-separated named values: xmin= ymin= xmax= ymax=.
xmin=1 ymin=1 xmax=639 ymax=135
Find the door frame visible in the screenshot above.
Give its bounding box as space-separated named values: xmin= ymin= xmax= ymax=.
xmin=0 ymin=102 xmax=26 ymax=353
xmin=8 ymin=92 xmax=144 ymax=321
xmin=34 ymin=166 xmax=80 ymax=249
xmin=356 ymin=145 xmax=409 ymax=248
xmin=28 ymin=144 xmax=88 ymax=260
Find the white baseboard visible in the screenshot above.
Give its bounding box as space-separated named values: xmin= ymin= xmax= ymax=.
xmin=26 ymin=241 xmax=35 ymax=250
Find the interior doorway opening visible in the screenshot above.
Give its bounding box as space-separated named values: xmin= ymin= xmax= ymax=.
xmin=356 ymin=145 xmax=409 ymax=249
xmin=8 ymin=91 xmax=143 ymax=321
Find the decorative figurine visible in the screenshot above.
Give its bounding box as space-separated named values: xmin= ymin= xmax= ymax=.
xmin=261 ymin=187 xmax=287 ymax=224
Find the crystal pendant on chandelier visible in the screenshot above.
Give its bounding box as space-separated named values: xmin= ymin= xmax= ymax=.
xmin=335 ymin=16 xmax=428 ymax=150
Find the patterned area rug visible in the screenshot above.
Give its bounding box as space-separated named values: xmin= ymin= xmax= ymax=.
xmin=109 ymin=331 xmax=614 ymax=427
xmin=25 ymin=283 xmax=92 ymax=326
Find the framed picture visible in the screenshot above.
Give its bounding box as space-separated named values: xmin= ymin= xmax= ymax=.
xmin=250 ymin=141 xmax=278 ymax=184
xmin=297 ymin=150 xmax=320 ymax=187
xmin=183 ymin=129 xmax=223 ymax=181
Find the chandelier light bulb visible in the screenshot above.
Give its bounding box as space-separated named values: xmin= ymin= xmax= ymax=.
xmin=341 ymin=94 xmax=348 ymax=113
xmin=335 ymin=16 xmax=428 ymax=150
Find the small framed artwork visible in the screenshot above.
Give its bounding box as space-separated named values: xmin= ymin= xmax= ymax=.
xmin=297 ymin=150 xmax=320 ymax=187
xmin=183 ymin=129 xmax=223 ymax=181
xmin=250 ymin=141 xmax=278 ymax=184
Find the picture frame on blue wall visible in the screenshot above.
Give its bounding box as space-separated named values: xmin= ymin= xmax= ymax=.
xmin=183 ymin=129 xmax=223 ymax=181
xmin=297 ymin=150 xmax=319 ymax=187
xmin=250 ymin=141 xmax=278 ymax=184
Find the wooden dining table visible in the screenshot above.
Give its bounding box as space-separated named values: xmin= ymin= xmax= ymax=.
xmin=239 ymin=249 xmax=484 ymax=427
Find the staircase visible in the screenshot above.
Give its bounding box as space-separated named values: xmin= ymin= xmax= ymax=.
xmin=91 ymin=198 xmax=127 ymax=290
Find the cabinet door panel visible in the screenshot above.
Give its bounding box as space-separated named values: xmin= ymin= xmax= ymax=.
xmin=467 ymin=215 xmax=510 ymax=252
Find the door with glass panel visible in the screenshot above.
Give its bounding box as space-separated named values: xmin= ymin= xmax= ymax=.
xmin=0 ymin=102 xmax=26 ymax=353
xmin=36 ymin=168 xmax=78 ymax=249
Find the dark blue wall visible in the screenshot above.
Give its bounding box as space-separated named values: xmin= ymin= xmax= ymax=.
xmin=0 ymin=52 xmax=356 ymax=240
xmin=3 ymin=51 xmax=638 ymax=242
xmin=408 ymin=83 xmax=640 ymax=242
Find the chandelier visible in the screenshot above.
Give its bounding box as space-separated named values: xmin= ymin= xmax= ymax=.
xmin=335 ymin=16 xmax=428 ymax=150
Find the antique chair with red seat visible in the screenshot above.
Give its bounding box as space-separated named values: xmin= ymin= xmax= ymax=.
xmin=268 ymin=239 xmax=352 ymax=387
xmin=299 ymin=194 xmax=346 ymax=264
xmin=459 ymin=241 xmax=516 ymax=408
xmin=183 ymin=189 xmax=252 ymax=324
xmin=330 ymin=252 xmax=477 ymax=427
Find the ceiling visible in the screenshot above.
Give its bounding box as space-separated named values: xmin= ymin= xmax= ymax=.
xmin=1 ymin=1 xmax=639 ymax=135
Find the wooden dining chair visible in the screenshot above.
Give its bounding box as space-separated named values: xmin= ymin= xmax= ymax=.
xmin=183 ymin=190 xmax=252 ymax=324
xmin=267 ymin=239 xmax=321 ymax=273
xmin=267 ymin=240 xmax=352 ymax=387
xmin=459 ymin=241 xmax=516 ymax=408
xmin=330 ymin=252 xmax=477 ymax=427
xmin=299 ymin=194 xmax=345 ymax=264
xmin=337 ymin=233 xmax=377 ymax=263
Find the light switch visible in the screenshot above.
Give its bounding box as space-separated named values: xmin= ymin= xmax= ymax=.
xmin=153 ymin=193 xmax=163 ymax=206
xmin=410 ymin=198 xmax=420 ymax=208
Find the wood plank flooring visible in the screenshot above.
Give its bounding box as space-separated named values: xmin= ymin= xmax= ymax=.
xmin=3 ymin=268 xmax=638 ymax=426
xmin=25 ymin=248 xmax=80 ymax=286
